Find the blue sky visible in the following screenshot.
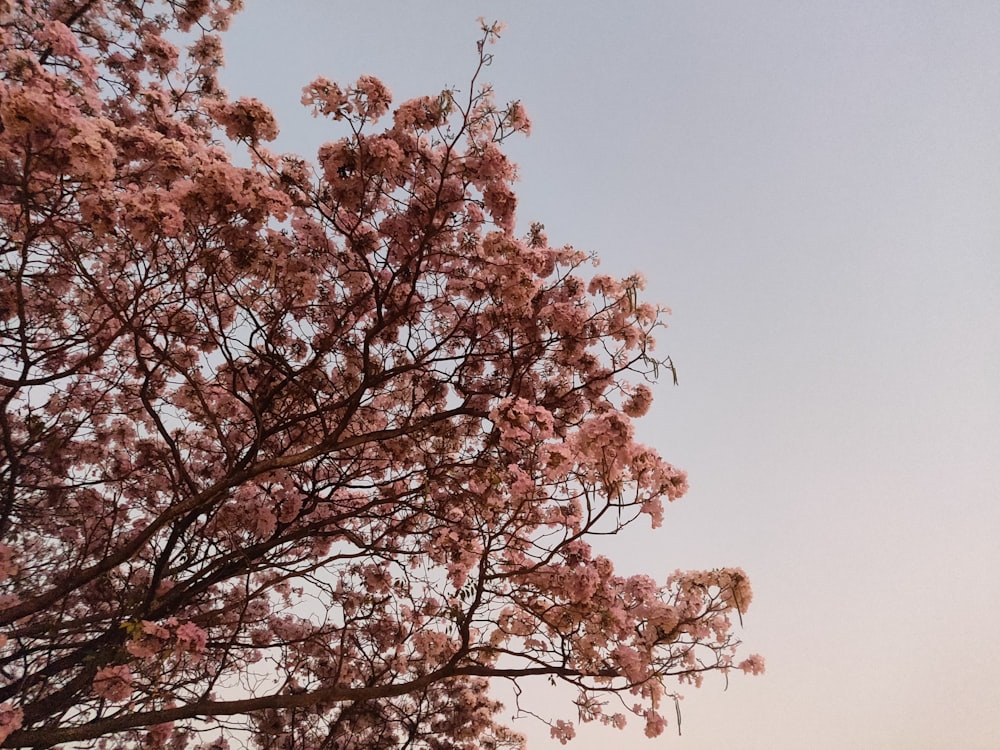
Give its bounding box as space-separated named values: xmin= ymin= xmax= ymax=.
xmin=219 ymin=2 xmax=1000 ymax=747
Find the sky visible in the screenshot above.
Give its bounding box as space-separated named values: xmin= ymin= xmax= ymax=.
xmin=218 ymin=2 xmax=1000 ymax=748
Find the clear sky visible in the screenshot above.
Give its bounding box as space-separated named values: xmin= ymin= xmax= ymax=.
xmin=218 ymin=2 xmax=1000 ymax=747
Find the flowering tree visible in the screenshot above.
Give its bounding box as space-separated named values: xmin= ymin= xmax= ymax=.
xmin=0 ymin=1 xmax=762 ymax=748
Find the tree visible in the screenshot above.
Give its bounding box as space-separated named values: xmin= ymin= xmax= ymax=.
xmin=0 ymin=2 xmax=762 ymax=748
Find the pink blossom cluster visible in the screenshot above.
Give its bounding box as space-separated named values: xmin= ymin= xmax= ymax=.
xmin=0 ymin=703 xmax=22 ymax=745
xmin=0 ymin=545 xmax=16 ymax=582
xmin=123 ymin=619 xmax=208 ymax=663
xmin=92 ymin=665 xmax=134 ymax=703
xmin=209 ymin=97 xmax=279 ymax=143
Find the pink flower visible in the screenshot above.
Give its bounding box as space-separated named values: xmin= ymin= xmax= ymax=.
xmin=643 ymin=709 xmax=667 ymax=738
xmin=174 ymin=622 xmax=207 ymax=657
xmin=549 ymin=719 xmax=575 ymax=744
xmin=92 ymin=665 xmax=133 ymax=702
xmin=622 ymin=383 xmax=653 ymax=417
xmin=125 ymin=639 xmax=159 ymax=659
xmin=353 ymin=76 xmax=392 ymax=119
xmin=504 ymin=100 xmax=531 ymax=134
xmin=738 ymin=654 xmax=766 ymax=675
xmin=0 ymin=545 xmax=16 ymax=582
xmin=141 ymin=620 xmax=171 ymax=640
xmin=393 ymin=96 xmax=445 ymax=131
xmin=0 ymin=703 xmax=22 ymax=744
xmin=302 ymin=77 xmax=349 ymax=118
xmin=189 ymin=34 xmax=223 ymax=66
xmin=211 ymin=97 xmax=279 ymax=143
xmin=145 ymin=720 xmax=174 ymax=748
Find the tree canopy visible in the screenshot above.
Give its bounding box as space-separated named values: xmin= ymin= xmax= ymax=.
xmin=0 ymin=2 xmax=761 ymax=747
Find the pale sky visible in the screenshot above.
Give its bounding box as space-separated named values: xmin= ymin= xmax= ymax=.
xmin=219 ymin=2 xmax=1000 ymax=748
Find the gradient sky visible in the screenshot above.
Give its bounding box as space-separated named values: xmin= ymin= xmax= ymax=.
xmin=218 ymin=2 xmax=1000 ymax=747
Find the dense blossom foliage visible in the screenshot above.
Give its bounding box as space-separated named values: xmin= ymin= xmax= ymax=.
xmin=0 ymin=2 xmax=761 ymax=748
